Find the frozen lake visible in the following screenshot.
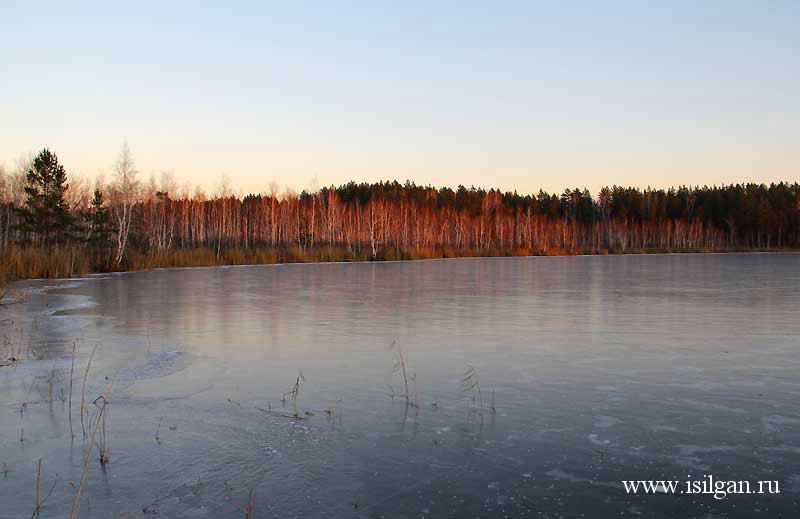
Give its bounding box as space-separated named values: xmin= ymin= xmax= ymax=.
xmin=1 ymin=254 xmax=799 ymax=517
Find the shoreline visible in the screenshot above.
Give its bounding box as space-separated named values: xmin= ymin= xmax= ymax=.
xmin=4 ymin=246 xmax=799 ymax=286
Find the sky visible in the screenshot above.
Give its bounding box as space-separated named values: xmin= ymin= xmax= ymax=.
xmin=1 ymin=1 xmax=798 ymax=196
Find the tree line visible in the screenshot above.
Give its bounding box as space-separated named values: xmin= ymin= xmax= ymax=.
xmin=1 ymin=147 xmax=799 ymax=276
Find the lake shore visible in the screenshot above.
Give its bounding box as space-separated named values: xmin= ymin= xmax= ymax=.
xmin=2 ymin=244 xmax=800 ymax=284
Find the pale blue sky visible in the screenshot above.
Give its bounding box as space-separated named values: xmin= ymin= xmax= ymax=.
xmin=1 ymin=1 xmax=798 ymax=195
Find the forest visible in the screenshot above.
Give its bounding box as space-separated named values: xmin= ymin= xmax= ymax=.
xmin=1 ymin=147 xmax=799 ymax=281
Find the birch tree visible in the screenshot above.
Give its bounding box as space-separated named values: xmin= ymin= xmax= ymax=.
xmin=112 ymin=142 xmax=139 ymax=265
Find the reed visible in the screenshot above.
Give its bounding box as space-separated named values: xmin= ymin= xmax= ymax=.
xmin=413 ymin=370 xmax=420 ymax=409
xmin=462 ymin=365 xmax=483 ymax=410
xmin=30 ymin=459 xmax=57 ymax=519
xmin=34 ymin=459 xmax=40 ymax=518
xmin=155 ymin=417 xmax=163 ymax=444
xmin=4 ymin=242 xmax=793 ymax=283
xmin=0 ymin=244 xmax=90 ymax=281
xmin=94 ymin=396 xmax=110 ymax=465
xmin=463 ymin=365 xmax=495 ymax=414
xmin=79 ymin=345 xmax=97 ymax=438
xmin=282 ymin=373 xmax=305 ymax=419
xmin=390 ymin=341 xmax=418 ymax=407
xmin=46 ymin=369 xmax=56 ymax=408
xmin=324 ymin=399 xmax=343 ymax=424
xmin=244 ymin=490 xmax=255 ymax=519
xmin=19 ymin=402 xmax=26 ymax=442
xmin=260 ymin=372 xmax=309 ymax=419
xmin=68 ymin=342 xmax=76 ymax=436
xmin=70 ymin=396 xmax=108 ymax=519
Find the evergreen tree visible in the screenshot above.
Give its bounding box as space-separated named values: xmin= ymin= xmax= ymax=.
xmin=15 ymin=149 xmax=74 ymax=244
xmin=81 ymin=188 xmax=114 ymax=245
xmin=79 ymin=188 xmax=116 ymax=270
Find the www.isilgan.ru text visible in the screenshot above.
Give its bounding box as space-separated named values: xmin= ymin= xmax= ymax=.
xmin=623 ymin=476 xmax=780 ymax=499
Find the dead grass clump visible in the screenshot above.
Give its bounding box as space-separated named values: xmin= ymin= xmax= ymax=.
xmin=281 ymin=373 xmax=305 ymax=419
xmin=259 ymin=372 xmax=310 ymax=420
xmin=80 ymin=345 xmax=98 ymax=438
xmin=0 ymin=244 xmax=91 ymax=281
xmin=93 ymin=395 xmax=110 ymax=465
xmin=244 ymin=490 xmax=255 ymax=518
xmin=68 ymin=341 xmax=76 ymax=436
xmin=390 ymin=340 xmax=420 ymax=408
xmin=31 ymin=458 xmax=58 ymax=518
xmin=462 ymin=365 xmax=496 ymax=415
xmin=70 ymin=393 xmax=109 ymax=519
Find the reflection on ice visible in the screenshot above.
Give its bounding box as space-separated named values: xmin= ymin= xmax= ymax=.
xmin=1 ymin=254 xmax=799 ymax=517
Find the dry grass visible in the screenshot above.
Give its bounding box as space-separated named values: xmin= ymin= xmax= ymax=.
xmin=46 ymin=369 xmax=56 ymax=408
xmin=68 ymin=342 xmax=76 ymax=437
xmin=34 ymin=459 xmax=40 ymax=517
xmin=281 ymin=373 xmax=305 ymax=419
xmin=244 ymin=490 xmax=255 ymax=519
xmin=462 ymin=366 xmax=483 ymax=410
xmin=70 ymin=395 xmax=108 ymax=519
xmin=390 ymin=340 xmax=420 ymax=408
xmin=462 ymin=365 xmax=496 ymax=415
xmin=258 ymin=372 xmax=312 ymax=420
xmin=19 ymin=402 xmax=26 ymax=442
xmin=80 ymin=345 xmax=97 ymax=438
xmin=0 ymin=244 xmax=90 ymax=281
xmin=94 ymin=395 xmax=110 ymax=465
xmin=3 ymin=243 xmax=799 ymax=282
xmin=30 ymin=458 xmax=57 ymax=518
xmin=155 ymin=417 xmax=163 ymax=444
xmin=129 ymin=246 xmax=365 ymax=269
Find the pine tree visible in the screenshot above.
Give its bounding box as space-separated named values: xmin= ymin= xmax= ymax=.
xmin=79 ymin=188 xmax=116 ymax=270
xmin=81 ymin=188 xmax=114 ymax=245
xmin=15 ymin=149 xmax=74 ymax=244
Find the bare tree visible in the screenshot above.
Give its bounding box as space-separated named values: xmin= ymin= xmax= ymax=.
xmin=112 ymin=142 xmax=139 ymax=265
xmin=66 ymin=173 xmax=93 ymax=212
xmin=0 ymin=165 xmax=8 ymax=248
xmin=268 ymin=181 xmax=279 ymax=246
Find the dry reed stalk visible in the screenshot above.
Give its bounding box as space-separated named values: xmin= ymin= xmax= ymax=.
xmin=68 ymin=341 xmax=76 ymax=436
xmin=414 ymin=371 xmax=421 ymax=409
xmin=462 ymin=365 xmax=484 ymax=411
xmin=34 ymin=459 xmax=41 ymax=517
xmin=244 ymin=490 xmax=255 ymax=518
xmin=29 ymin=458 xmax=57 ymax=519
xmin=80 ymin=345 xmax=97 ymax=438
xmin=70 ymin=397 xmax=107 ymax=519
xmin=155 ymin=417 xmax=162 ymax=444
xmin=280 ymin=373 xmax=304 ymax=418
xmin=261 ymin=373 xmax=309 ymax=420
xmin=390 ymin=340 xmax=417 ymax=407
xmin=19 ymin=402 xmax=25 ymax=442
xmin=93 ymin=395 xmax=111 ymax=465
xmin=47 ymin=369 xmax=55 ymax=408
